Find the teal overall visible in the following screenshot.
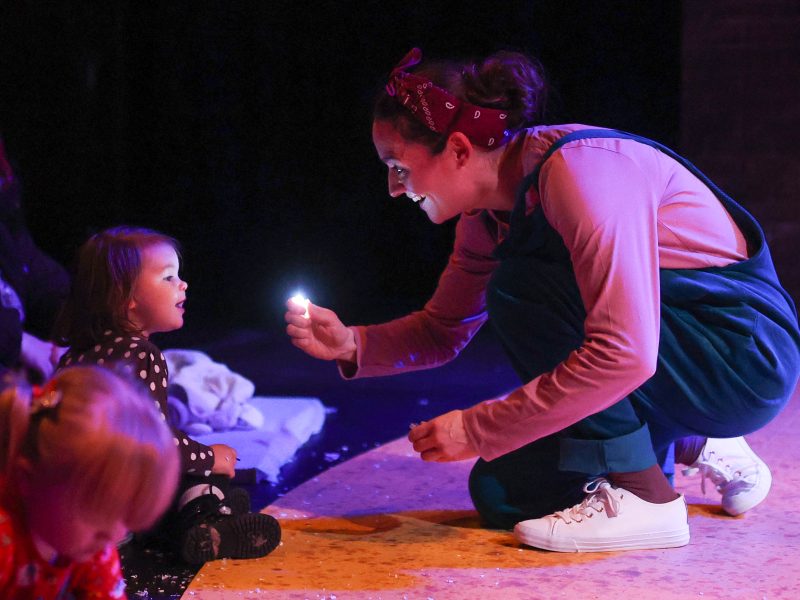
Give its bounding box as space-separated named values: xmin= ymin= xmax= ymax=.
xmin=469 ymin=130 xmax=800 ymax=529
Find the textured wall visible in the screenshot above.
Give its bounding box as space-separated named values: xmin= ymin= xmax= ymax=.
xmin=681 ymin=0 xmax=800 ymax=302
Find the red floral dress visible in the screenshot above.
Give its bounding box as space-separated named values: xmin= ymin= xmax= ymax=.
xmin=0 ymin=504 xmax=126 ymax=600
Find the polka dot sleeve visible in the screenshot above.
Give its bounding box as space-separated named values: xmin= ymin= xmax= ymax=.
xmin=60 ymin=331 xmax=216 ymax=474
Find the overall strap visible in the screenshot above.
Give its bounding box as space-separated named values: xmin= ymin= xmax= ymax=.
xmin=507 ymin=128 xmax=766 ymax=259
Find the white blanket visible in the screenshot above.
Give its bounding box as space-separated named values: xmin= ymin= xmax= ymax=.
xmin=165 ymin=349 xmax=264 ymax=433
xmin=193 ymin=395 xmax=327 ymax=484
xmin=163 ymin=349 xmax=326 ymax=483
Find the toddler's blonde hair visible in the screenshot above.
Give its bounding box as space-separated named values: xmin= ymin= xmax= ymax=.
xmin=0 ymin=366 xmax=179 ymax=532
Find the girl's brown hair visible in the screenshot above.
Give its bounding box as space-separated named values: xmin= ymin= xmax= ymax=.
xmin=0 ymin=366 xmax=179 ymax=531
xmin=54 ymin=226 xmax=180 ymax=348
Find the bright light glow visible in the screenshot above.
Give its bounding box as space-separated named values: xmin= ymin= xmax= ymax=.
xmin=290 ymin=293 xmax=310 ymax=319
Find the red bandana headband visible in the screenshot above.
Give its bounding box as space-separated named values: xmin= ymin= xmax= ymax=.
xmin=385 ymin=48 xmax=510 ymax=149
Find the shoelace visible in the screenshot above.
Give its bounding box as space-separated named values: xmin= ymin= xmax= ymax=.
xmin=682 ymin=450 xmax=760 ymax=496
xmin=553 ymin=478 xmax=621 ymax=524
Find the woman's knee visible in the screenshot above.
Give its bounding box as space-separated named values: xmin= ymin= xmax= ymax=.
xmin=468 ymin=453 xmax=587 ymax=530
xmin=468 ymin=460 xmax=526 ymax=530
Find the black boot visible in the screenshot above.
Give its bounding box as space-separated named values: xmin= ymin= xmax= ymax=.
xmin=176 ymin=494 xmax=281 ymax=565
xmin=222 ymin=486 xmax=251 ymax=515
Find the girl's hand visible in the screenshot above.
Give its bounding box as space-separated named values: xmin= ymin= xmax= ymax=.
xmin=408 ymin=410 xmax=479 ymax=462
xmin=210 ymin=444 xmax=237 ymax=478
xmin=285 ymin=299 xmax=357 ymax=363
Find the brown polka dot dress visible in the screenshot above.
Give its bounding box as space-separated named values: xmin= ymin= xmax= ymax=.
xmin=59 ymin=330 xmax=215 ymax=475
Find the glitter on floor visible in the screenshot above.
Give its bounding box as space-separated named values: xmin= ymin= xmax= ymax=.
xmin=182 ymin=385 xmax=800 ymax=599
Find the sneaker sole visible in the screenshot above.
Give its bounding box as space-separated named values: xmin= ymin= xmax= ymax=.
xmin=514 ymin=524 xmax=690 ymax=553
xmin=723 ymin=466 xmax=772 ymax=516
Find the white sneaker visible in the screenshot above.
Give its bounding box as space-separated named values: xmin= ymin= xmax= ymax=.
xmin=681 ymin=436 xmax=771 ymax=516
xmin=513 ymin=479 xmax=689 ymax=552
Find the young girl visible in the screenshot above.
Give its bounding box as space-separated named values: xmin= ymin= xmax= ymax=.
xmin=55 ymin=226 xmax=280 ymax=564
xmin=0 ymin=365 xmax=180 ymax=599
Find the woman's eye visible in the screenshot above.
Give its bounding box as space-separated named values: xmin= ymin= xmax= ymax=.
xmin=393 ymin=166 xmax=407 ymax=178
xmin=164 ymin=275 xmax=174 ymax=281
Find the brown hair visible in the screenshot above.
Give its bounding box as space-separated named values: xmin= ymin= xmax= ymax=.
xmin=54 ymin=226 xmax=180 ymax=348
xmin=0 ymin=366 xmax=179 ymax=531
xmin=374 ymin=50 xmax=549 ymax=154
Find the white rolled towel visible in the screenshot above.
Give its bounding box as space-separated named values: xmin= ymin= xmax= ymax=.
xmin=165 ymin=349 xmax=264 ymax=431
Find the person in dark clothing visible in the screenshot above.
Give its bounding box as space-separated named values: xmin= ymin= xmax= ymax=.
xmin=0 ymin=137 xmax=69 ymax=382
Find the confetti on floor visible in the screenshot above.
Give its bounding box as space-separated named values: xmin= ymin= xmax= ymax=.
xmin=184 ymin=384 xmax=800 ymax=599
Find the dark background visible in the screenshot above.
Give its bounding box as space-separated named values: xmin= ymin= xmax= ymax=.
xmin=3 ymin=2 xmax=798 ymax=595
xmin=0 ymin=1 xmax=683 ymax=339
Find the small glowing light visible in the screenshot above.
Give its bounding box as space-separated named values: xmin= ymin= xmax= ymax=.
xmin=290 ymin=293 xmax=310 ymax=319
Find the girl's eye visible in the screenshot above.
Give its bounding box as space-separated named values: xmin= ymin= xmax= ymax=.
xmin=164 ymin=276 xmax=174 ymax=281
xmin=393 ymin=166 xmax=407 ymax=178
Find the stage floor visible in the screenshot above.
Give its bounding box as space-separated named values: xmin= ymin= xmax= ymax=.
xmin=122 ymin=325 xmax=521 ymax=597
xmin=183 ymin=384 xmax=800 ymax=599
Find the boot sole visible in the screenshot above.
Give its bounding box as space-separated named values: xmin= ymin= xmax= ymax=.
xmin=182 ymin=513 xmax=281 ymax=564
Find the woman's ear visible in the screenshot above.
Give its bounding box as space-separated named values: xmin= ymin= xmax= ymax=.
xmin=446 ymin=132 xmax=473 ymax=167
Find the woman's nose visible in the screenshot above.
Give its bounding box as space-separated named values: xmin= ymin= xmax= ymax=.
xmin=179 ymin=279 xmax=188 ymax=291
xmin=387 ymin=171 xmax=405 ymax=198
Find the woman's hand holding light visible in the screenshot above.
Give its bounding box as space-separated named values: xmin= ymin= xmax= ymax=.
xmin=285 ymin=298 xmax=357 ymax=363
xmin=408 ymin=410 xmax=479 ymax=462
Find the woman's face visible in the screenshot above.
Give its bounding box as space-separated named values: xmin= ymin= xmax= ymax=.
xmin=372 ymin=119 xmax=476 ymax=224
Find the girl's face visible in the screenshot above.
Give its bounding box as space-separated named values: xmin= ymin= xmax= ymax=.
xmin=25 ymin=480 xmax=129 ymax=562
xmin=127 ymin=242 xmax=188 ymax=337
xmin=372 ymin=119 xmax=479 ymax=224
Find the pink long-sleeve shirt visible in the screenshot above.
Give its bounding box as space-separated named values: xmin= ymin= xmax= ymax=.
xmin=345 ymin=124 xmax=748 ymax=461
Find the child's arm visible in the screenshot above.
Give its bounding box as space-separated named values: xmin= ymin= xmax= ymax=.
xmin=175 ymin=427 xmax=217 ymax=475
xmin=129 ymin=343 xmax=217 ymax=475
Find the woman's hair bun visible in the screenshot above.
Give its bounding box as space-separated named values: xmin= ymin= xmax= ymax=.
xmin=461 ymin=51 xmax=548 ymax=130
